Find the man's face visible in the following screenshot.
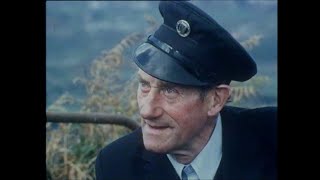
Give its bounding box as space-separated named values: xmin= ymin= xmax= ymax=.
xmin=137 ymin=70 xmax=214 ymax=153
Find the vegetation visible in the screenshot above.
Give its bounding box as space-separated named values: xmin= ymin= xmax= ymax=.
xmin=46 ymin=16 xmax=157 ymax=180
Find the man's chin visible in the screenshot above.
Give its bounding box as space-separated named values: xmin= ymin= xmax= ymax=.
xmin=142 ymin=138 xmax=170 ymax=154
xmin=144 ymin=143 xmax=168 ymax=153
xmin=141 ymin=127 xmax=174 ymax=153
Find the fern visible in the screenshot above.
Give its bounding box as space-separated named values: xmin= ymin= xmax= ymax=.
xmin=229 ymin=75 xmax=271 ymax=105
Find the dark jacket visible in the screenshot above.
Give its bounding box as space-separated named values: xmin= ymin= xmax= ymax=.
xmin=95 ymin=106 xmax=277 ymax=180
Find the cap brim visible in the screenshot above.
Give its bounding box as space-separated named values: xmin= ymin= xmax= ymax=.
xmin=133 ymin=43 xmax=208 ymax=86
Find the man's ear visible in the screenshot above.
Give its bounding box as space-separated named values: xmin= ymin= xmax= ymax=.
xmin=207 ymin=84 xmax=231 ymax=116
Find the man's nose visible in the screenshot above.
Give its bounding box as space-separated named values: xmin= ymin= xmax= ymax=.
xmin=139 ymin=90 xmax=163 ymax=120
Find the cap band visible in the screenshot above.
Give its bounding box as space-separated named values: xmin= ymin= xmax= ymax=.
xmin=146 ymin=35 xmax=202 ymax=80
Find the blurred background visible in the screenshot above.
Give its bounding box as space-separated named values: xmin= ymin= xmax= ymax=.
xmin=46 ymin=1 xmax=277 ymax=179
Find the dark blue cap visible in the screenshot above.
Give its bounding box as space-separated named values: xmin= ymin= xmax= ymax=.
xmin=133 ymin=1 xmax=257 ymax=86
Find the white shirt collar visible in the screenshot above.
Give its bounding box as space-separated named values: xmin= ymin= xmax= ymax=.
xmin=167 ymin=114 xmax=222 ymax=180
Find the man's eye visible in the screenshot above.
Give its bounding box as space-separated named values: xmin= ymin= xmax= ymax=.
xmin=163 ymin=87 xmax=179 ymax=98
xmin=139 ymin=82 xmax=150 ymax=92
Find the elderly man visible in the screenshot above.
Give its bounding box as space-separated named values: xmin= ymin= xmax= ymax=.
xmin=95 ymin=1 xmax=277 ymax=180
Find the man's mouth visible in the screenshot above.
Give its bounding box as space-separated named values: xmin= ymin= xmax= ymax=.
xmin=144 ymin=122 xmax=171 ymax=134
xmin=148 ymin=124 xmax=169 ymax=129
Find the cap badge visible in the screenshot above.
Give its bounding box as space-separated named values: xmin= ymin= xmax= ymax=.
xmin=176 ymin=20 xmax=191 ymax=37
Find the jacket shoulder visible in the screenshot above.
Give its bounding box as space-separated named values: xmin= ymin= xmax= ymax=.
xmin=221 ymin=106 xmax=278 ymax=148
xmin=221 ymin=106 xmax=277 ymax=179
xmin=222 ymin=106 xmax=277 ymax=147
xmin=222 ymin=105 xmax=277 ymax=127
xmin=240 ymin=106 xmax=277 ymax=135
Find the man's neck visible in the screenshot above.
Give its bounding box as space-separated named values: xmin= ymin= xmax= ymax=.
xmin=169 ymin=116 xmax=217 ymax=164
